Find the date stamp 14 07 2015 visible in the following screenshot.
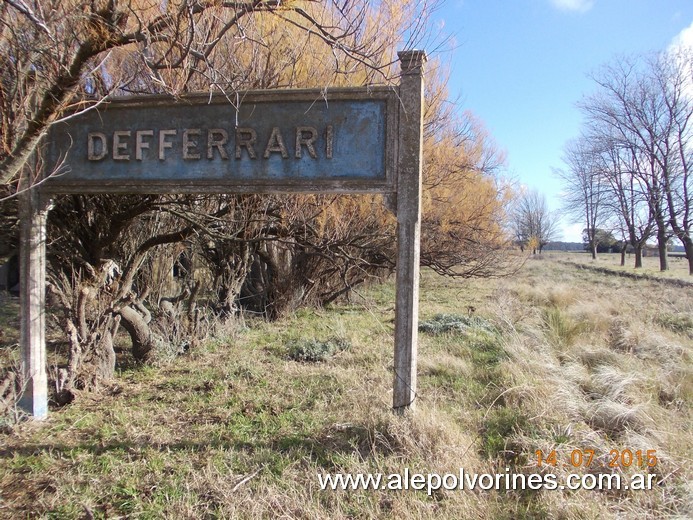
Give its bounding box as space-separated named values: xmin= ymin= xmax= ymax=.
xmin=535 ymin=449 xmax=658 ymax=469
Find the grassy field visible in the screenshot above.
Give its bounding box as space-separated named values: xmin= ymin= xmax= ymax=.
xmin=0 ymin=255 xmax=691 ymax=519
xmin=545 ymin=250 xmax=693 ymax=282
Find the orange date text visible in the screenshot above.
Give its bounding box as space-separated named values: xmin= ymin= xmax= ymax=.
xmin=535 ymin=449 xmax=657 ymax=468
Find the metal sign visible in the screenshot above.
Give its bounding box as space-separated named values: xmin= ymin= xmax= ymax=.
xmin=44 ymin=89 xmax=399 ymax=194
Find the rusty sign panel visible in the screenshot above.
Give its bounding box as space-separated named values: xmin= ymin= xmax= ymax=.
xmin=43 ymin=88 xmax=399 ymax=194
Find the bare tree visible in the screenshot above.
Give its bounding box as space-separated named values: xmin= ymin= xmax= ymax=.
xmin=652 ymin=49 xmax=693 ymax=274
xmin=556 ymin=136 xmax=609 ymax=259
xmin=592 ymin=132 xmax=655 ymax=268
xmin=579 ymin=56 xmax=667 ymax=270
xmin=509 ymin=188 xmax=559 ymax=254
xmin=578 ymin=50 xmax=693 ymax=273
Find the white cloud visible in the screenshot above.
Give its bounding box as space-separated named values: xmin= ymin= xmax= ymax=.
xmin=549 ymin=0 xmax=594 ymax=13
xmin=669 ymin=20 xmax=693 ymax=52
xmin=668 ymin=21 xmax=693 ymax=101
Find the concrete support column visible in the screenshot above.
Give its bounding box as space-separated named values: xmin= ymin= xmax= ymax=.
xmin=18 ymin=186 xmax=49 ymax=418
xmin=393 ymin=50 xmax=426 ymax=413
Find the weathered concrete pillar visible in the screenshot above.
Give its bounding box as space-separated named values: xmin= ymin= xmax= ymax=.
xmin=393 ymin=50 xmax=426 ymax=413
xmin=18 ymin=186 xmax=49 ymax=418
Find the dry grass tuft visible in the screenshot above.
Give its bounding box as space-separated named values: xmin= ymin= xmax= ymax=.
xmin=576 ymin=344 xmax=622 ymax=368
xmin=545 ymin=285 xmax=580 ymax=308
xmin=585 ymin=399 xmax=651 ymax=435
xmin=587 ymin=365 xmax=644 ymax=402
xmin=607 ymin=318 xmax=641 ymax=353
xmin=542 ymin=306 xmax=586 ymax=348
xmin=570 ymin=298 xmax=621 ymax=335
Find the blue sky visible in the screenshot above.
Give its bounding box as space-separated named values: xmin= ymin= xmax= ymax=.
xmin=434 ymin=0 xmax=693 ymax=242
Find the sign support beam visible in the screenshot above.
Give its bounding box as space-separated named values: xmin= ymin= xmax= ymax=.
xmin=18 ymin=186 xmax=49 ymax=418
xmin=393 ymin=50 xmax=426 ymax=413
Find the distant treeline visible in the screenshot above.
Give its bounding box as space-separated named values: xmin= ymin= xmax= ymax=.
xmin=543 ymin=242 xmax=686 ymax=253
xmin=544 ymin=242 xmax=584 ymax=251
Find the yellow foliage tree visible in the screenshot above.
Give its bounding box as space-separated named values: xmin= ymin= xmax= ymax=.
xmin=419 ymin=67 xmax=514 ymax=277
xmin=1 ymin=0 xmax=516 ymax=400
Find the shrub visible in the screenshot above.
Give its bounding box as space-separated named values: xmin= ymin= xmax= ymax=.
xmin=287 ymin=337 xmax=351 ymax=362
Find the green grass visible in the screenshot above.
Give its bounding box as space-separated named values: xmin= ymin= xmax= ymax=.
xmin=481 ymin=407 xmax=528 ymax=460
xmin=0 ymin=255 xmax=691 ymax=519
xmin=655 ymin=312 xmax=693 ymax=337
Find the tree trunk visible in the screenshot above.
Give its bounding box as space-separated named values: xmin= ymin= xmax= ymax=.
xmin=634 ymin=244 xmax=643 ymax=268
xmin=117 ymin=305 xmax=155 ymax=362
xmin=682 ymin=235 xmax=693 ymax=275
xmin=620 ymin=245 xmax=626 ymax=267
xmin=251 ymin=240 xmax=306 ymax=320
xmin=58 ymin=315 xmax=119 ymax=404
xmin=85 ymin=331 xmax=117 ymax=384
xmin=587 ymin=227 xmax=597 ymax=260
xmin=656 ymin=226 xmax=668 ymax=271
xmin=214 ymin=248 xmax=251 ymax=318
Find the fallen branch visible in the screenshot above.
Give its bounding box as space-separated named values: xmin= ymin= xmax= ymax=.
xmin=232 ymin=465 xmax=264 ymax=492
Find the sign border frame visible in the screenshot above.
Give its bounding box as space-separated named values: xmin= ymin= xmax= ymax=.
xmin=42 ymin=87 xmax=400 ymax=195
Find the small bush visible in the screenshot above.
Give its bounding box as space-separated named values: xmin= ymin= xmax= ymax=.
xmin=419 ymin=313 xmax=496 ymax=335
xmin=287 ymin=337 xmax=350 ymax=362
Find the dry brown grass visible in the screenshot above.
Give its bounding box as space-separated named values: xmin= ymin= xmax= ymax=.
xmin=546 ymin=250 xmax=693 ymax=282
xmin=486 ymin=255 xmax=692 ymax=518
xmin=0 ymin=255 xmax=691 ymax=519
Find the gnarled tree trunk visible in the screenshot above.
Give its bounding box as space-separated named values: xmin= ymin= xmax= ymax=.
xmin=116 ymin=304 xmax=155 ymax=362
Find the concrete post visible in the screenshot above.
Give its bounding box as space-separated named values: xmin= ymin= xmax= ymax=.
xmin=18 ymin=186 xmax=49 ymax=418
xmin=393 ymin=50 xmax=426 ymax=413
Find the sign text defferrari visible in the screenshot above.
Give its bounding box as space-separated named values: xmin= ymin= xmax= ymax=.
xmin=44 ymin=89 xmax=398 ymax=194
